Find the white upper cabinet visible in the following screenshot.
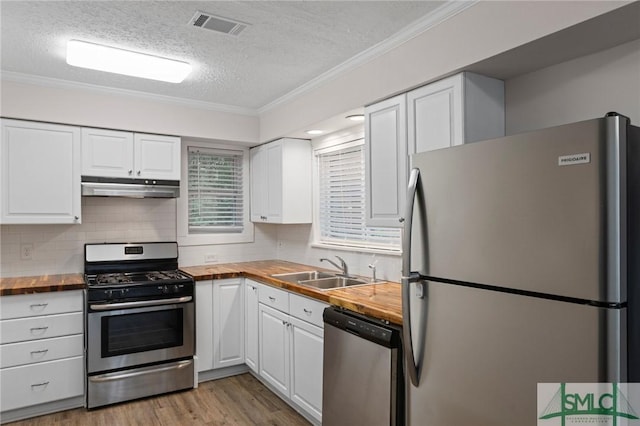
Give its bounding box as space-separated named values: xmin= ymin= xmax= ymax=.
xmin=82 ymin=128 xmax=180 ymax=180
xmin=1 ymin=119 xmax=81 ymax=224
xmin=364 ymin=94 xmax=407 ymax=228
xmin=81 ymin=128 xmax=134 ymax=178
xmin=407 ymin=72 xmax=505 ymax=156
xmin=250 ymin=138 xmax=311 ymax=224
xmin=365 ymin=72 xmax=504 ymax=227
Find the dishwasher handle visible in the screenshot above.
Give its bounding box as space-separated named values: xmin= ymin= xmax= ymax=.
xmin=323 ymin=307 xmax=399 ymax=348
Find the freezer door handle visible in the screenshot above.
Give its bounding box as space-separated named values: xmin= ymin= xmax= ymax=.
xmin=402 ymin=167 xmax=423 ymax=386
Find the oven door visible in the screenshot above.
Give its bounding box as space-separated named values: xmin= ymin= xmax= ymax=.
xmin=87 ymin=300 xmax=195 ymax=373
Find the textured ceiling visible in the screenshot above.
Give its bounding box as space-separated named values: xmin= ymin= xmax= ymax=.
xmin=0 ymin=1 xmax=445 ymax=111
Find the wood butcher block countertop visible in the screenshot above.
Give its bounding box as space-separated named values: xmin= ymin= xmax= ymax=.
xmin=0 ymin=273 xmax=85 ymax=296
xmin=181 ymin=260 xmax=402 ymax=325
xmin=0 ymin=260 xmax=402 ymax=324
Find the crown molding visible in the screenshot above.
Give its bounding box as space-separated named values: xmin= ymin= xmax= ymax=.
xmin=0 ymin=71 xmax=259 ymax=117
xmin=257 ymin=0 xmax=478 ymax=114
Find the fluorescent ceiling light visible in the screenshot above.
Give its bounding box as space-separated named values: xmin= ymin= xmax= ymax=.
xmin=306 ymin=130 xmax=324 ymax=135
xmin=66 ymin=40 xmax=192 ymax=83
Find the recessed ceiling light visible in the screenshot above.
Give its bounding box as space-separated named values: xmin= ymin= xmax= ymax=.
xmin=66 ymin=40 xmax=192 ymax=83
xmin=306 ymin=130 xmax=324 ymax=135
xmin=346 ymin=114 xmax=365 ymax=122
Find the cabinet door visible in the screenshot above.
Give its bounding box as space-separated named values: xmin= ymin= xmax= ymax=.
xmin=250 ymin=146 xmax=267 ymax=222
xmin=134 ymin=133 xmax=180 ymax=180
xmin=81 ymin=128 xmax=134 ymax=178
xmin=364 ymin=94 xmax=407 ymax=228
xmin=259 ymin=303 xmax=290 ymax=397
xmin=195 ymin=281 xmax=213 ymax=372
xmin=407 ymin=74 xmax=463 ymax=156
xmin=213 ymin=279 xmax=245 ymax=369
xmin=244 ymin=280 xmax=259 ymax=373
xmin=265 ymin=142 xmax=283 ymax=222
xmin=290 ymin=316 xmax=324 ymax=423
xmin=1 ymin=119 xmax=81 ymax=224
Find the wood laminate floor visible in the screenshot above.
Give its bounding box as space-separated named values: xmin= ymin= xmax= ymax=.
xmin=6 ymin=374 xmax=311 ymax=426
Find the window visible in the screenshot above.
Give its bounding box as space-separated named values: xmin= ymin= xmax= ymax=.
xmin=178 ymin=141 xmax=253 ymax=245
xmin=315 ymin=139 xmax=401 ymax=252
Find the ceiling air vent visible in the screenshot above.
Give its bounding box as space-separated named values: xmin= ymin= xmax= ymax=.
xmin=189 ymin=11 xmax=249 ymax=36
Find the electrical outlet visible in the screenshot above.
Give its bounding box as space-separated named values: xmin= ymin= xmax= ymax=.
xmin=204 ymin=253 xmax=217 ymax=263
xmin=21 ymin=243 xmax=33 ymax=260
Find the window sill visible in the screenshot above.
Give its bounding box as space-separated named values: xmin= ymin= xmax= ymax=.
xmin=310 ymin=242 xmax=402 ymax=256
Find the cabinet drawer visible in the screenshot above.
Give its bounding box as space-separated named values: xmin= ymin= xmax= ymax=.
xmin=0 ymin=356 xmax=84 ymax=412
xmin=0 ymin=312 xmax=83 ymax=344
xmin=0 ymin=290 xmax=83 ymax=320
xmin=1 ymin=334 xmax=84 ymax=368
xmin=258 ymin=284 xmax=289 ymax=313
xmin=289 ymin=294 xmax=329 ymax=328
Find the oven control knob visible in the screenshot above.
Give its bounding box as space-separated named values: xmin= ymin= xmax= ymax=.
xmin=162 ymin=285 xmax=170 ymax=294
xmin=173 ymin=285 xmax=180 ymax=293
xmin=119 ymin=289 xmax=128 ymax=297
xmin=105 ymin=289 xmax=113 ymax=298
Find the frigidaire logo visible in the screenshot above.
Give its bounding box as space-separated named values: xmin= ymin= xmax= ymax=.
xmin=558 ymin=152 xmax=591 ymax=166
xmin=538 ymin=383 xmax=640 ymax=426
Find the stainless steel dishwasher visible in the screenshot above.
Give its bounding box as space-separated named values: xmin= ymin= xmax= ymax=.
xmin=322 ymin=306 xmax=404 ymax=426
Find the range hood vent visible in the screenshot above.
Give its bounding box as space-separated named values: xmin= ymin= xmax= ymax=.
xmin=81 ymin=176 xmax=180 ymax=199
xmin=189 ymin=11 xmax=249 ymax=36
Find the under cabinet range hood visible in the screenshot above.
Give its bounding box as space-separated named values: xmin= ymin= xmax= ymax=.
xmin=81 ymin=176 xmax=180 ymax=198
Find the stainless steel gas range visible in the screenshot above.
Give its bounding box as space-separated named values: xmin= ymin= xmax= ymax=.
xmin=84 ymin=242 xmax=195 ymax=409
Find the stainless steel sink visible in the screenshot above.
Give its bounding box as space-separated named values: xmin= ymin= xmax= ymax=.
xmin=297 ymin=276 xmax=368 ymax=290
xmin=271 ymin=270 xmax=335 ymax=284
xmin=271 ymin=271 xmax=371 ymax=290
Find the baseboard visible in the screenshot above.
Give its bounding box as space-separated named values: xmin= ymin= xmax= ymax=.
xmin=197 ymin=364 xmax=249 ymax=384
xmin=0 ymin=396 xmax=84 ymax=424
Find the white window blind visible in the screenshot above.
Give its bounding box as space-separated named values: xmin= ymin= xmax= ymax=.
xmin=188 ymin=147 xmax=244 ymax=233
xmin=317 ymin=142 xmax=401 ymax=250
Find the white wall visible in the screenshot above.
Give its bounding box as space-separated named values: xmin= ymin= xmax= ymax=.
xmin=259 ymin=1 xmax=628 ymax=142
xmin=505 ymin=39 xmax=640 ymax=134
xmin=0 ymin=80 xmax=259 ymax=144
xmin=0 ymin=198 xmax=278 ymax=277
xmin=276 ymin=224 xmax=401 ymax=282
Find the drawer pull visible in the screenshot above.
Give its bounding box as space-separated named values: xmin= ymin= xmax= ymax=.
xmin=29 ymin=303 xmax=48 ymax=310
xmin=30 ymin=326 xmax=49 ymax=333
xmin=31 ymin=381 xmax=50 ymax=388
xmin=30 ymin=349 xmax=49 ymax=355
xmin=303 ymin=308 xmax=312 ymax=315
xmin=268 ymin=296 xmax=276 ymax=302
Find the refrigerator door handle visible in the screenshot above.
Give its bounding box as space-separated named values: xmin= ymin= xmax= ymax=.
xmin=402 ymin=167 xmax=423 ymax=386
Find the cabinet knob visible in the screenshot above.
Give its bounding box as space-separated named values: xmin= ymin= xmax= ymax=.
xmin=137 ymin=171 xmax=141 ymax=176
xmin=398 ymin=217 xmax=405 ymax=223
xmin=74 ymin=216 xmax=79 ymax=221
xmin=128 ymin=170 xmax=133 ymax=175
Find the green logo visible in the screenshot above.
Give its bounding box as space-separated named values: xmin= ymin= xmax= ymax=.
xmin=539 ymin=383 xmax=639 ymax=425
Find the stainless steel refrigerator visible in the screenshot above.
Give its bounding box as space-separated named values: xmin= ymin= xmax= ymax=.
xmin=401 ymin=113 xmax=639 ymax=425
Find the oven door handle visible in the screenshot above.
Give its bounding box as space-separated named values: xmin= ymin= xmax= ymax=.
xmin=89 ymin=296 xmax=192 ymax=311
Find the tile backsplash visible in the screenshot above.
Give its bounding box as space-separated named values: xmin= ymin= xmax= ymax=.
xmin=0 ymin=197 xmax=176 ymax=277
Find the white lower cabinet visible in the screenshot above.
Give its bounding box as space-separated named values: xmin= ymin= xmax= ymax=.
xmin=196 ymin=279 xmax=245 ymax=374
xmin=0 ymin=356 xmax=84 ymax=412
xmin=212 ymin=278 xmax=244 ymax=369
xmin=255 ymin=282 xmax=327 ymax=424
xmin=244 ymin=280 xmax=260 ymax=373
xmin=289 ymin=316 xmax=324 ymax=422
xmin=0 ymin=290 xmax=84 ymax=421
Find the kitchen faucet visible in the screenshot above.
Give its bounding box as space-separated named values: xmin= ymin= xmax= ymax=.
xmin=320 ymin=256 xmax=349 ymax=277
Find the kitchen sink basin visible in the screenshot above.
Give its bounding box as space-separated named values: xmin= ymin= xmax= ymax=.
xmin=271 ymin=271 xmax=371 ymax=290
xmin=297 ymin=276 xmax=369 ymax=290
xmin=271 ymin=270 xmax=335 ymax=284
